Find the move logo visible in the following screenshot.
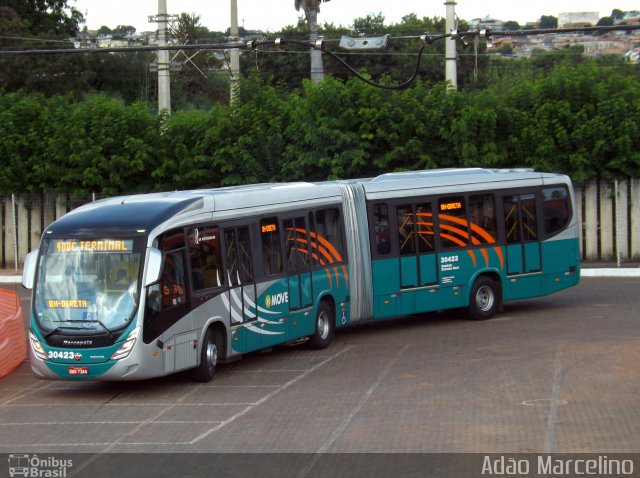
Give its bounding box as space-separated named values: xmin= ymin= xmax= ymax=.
xmin=265 ymin=292 xmax=288 ymax=308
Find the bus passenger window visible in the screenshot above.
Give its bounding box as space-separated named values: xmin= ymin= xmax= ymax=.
xmin=503 ymin=196 xmax=521 ymax=243
xmin=284 ymin=218 xmax=309 ymax=273
xmin=521 ymin=194 xmax=538 ymax=241
xmin=261 ymin=218 xmax=282 ymax=276
xmin=237 ymin=227 xmax=253 ymax=282
xmin=188 ymin=226 xmax=223 ymax=290
xmin=543 ymin=187 xmax=570 ymax=235
xmin=397 ymin=206 xmax=415 ymax=254
xmin=313 ymin=208 xmax=345 ymax=264
xmin=438 ymin=197 xmax=469 ymax=248
xmin=416 ymin=203 xmax=434 ymax=252
xmin=225 ymin=227 xmax=254 ymax=286
xmin=373 ymin=203 xmax=391 ymax=255
xmin=503 ymin=194 xmax=539 ymax=243
xmin=161 ymin=251 xmax=187 ymax=308
xmin=469 ymin=194 xmax=497 ymax=244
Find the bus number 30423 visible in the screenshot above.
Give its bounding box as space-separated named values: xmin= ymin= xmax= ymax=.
xmin=440 ymin=255 xmax=459 ymax=264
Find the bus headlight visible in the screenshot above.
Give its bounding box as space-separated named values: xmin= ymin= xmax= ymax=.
xmin=110 ymin=327 xmax=140 ymax=361
xmin=29 ymin=332 xmax=48 ymax=361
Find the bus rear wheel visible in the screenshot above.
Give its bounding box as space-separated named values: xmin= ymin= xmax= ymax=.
xmin=308 ymin=300 xmax=334 ymax=349
xmin=468 ymin=276 xmax=501 ymax=321
xmin=193 ymin=328 xmax=219 ymax=382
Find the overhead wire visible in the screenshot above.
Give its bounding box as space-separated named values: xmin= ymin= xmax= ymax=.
xmin=1 ymin=23 xmax=639 ymax=89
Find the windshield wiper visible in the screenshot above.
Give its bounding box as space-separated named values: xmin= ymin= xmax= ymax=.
xmin=46 ymin=320 xmax=115 ymax=339
xmin=94 ymin=320 xmax=115 ymax=339
xmin=44 ymin=326 xmax=82 ymax=339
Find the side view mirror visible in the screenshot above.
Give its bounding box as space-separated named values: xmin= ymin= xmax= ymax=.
xmin=145 ymin=247 xmax=163 ymax=287
xmin=22 ymin=250 xmax=39 ymax=290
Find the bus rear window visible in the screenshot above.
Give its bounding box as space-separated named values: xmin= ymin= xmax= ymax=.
xmin=543 ymin=186 xmax=571 ymax=235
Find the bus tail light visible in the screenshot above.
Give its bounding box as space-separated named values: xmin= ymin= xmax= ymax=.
xmin=110 ymin=327 xmax=140 ymax=361
xmin=29 ymin=332 xmax=48 ymax=361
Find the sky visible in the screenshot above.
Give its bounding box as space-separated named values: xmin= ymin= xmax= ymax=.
xmin=72 ymin=1 xmax=640 ymax=33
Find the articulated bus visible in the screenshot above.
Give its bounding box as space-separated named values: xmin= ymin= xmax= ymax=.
xmin=22 ymin=168 xmax=580 ymax=381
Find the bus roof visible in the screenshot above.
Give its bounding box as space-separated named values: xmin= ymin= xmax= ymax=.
xmin=44 ymin=168 xmax=567 ymax=237
xmin=44 ymin=182 xmax=342 ymax=236
xmin=362 ymin=168 xmax=567 ymax=197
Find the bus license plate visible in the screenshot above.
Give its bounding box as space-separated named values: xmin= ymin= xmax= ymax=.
xmin=68 ymin=366 xmax=88 ymax=376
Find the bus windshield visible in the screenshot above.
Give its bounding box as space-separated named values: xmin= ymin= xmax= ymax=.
xmin=34 ymin=238 xmax=143 ymax=335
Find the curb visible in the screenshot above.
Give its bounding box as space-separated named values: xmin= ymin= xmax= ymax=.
xmin=0 ymin=276 xmax=21 ymax=284
xmin=580 ymin=268 xmax=640 ymax=277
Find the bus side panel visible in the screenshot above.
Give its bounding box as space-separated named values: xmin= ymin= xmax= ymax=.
xmin=229 ymin=279 xmax=289 ymax=354
xmin=419 ymin=254 xmax=438 ymax=285
xmin=435 ymin=250 xmax=471 ymax=309
xmin=503 ymin=275 xmax=543 ymax=301
xmin=541 ymin=237 xmax=581 ymax=295
xmin=371 ymin=258 xmax=400 ymax=319
xmin=311 ymin=267 xmax=350 ymax=329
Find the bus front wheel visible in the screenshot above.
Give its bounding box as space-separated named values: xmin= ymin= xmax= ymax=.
xmin=308 ymin=300 xmax=334 ymax=349
xmin=468 ymin=276 xmax=501 ymax=320
xmin=193 ymin=328 xmax=219 ymax=382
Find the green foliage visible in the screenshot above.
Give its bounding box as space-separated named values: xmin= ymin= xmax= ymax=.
xmin=2 ymin=0 xmax=83 ymax=37
xmin=0 ymin=1 xmax=90 ymax=97
xmin=1 ymin=56 xmax=640 ymax=195
xmin=241 ymin=14 xmax=488 ymax=91
xmin=0 ymin=93 xmax=158 ymax=194
xmin=503 ymin=21 xmax=520 ymax=31
xmin=539 ymin=15 xmax=558 ymax=29
xmin=597 ymin=17 xmax=614 ymax=26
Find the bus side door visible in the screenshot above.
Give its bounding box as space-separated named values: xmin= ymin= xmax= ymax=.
xmin=397 ymin=203 xmax=438 ymax=314
xmin=502 ymin=193 xmax=543 ymax=298
xmin=283 ymin=216 xmax=314 ymax=338
xmin=224 ymin=226 xmax=260 ymax=352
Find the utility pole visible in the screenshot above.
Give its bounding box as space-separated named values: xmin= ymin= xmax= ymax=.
xmin=444 ymin=0 xmax=457 ymax=90
xmin=157 ymin=0 xmax=171 ymax=114
xmin=229 ymin=0 xmax=240 ymax=103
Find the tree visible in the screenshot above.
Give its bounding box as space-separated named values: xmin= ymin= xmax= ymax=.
xmin=597 ymin=16 xmax=614 ymax=26
xmin=503 ymin=20 xmax=520 ymax=31
xmin=172 ymin=13 xmax=205 ymax=44
xmin=352 ymin=12 xmax=385 ymax=35
xmin=169 ymin=13 xmax=227 ymax=109
xmin=2 ymin=0 xmax=83 ymax=36
xmin=0 ymin=1 xmax=89 ymax=96
xmin=112 ymin=25 xmax=136 ymax=37
xmin=96 ymin=25 xmax=112 ymax=36
xmin=539 ymin=15 xmax=558 ymax=29
xmin=611 ymin=9 xmax=625 ymax=20
xmin=240 ymin=18 xmax=315 ymax=88
xmin=294 ymin=0 xmax=331 ymax=83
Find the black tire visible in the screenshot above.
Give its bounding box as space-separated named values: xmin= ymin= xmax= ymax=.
xmin=307 ymin=300 xmax=334 ymax=349
xmin=193 ymin=328 xmax=219 ymax=382
xmin=468 ymin=276 xmax=501 ymax=321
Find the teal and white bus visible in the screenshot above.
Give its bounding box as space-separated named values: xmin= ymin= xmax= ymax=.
xmin=22 ymin=168 xmax=580 ymax=381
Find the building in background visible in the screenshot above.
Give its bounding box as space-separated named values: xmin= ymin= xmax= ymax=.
xmin=558 ymin=12 xmax=600 ymax=27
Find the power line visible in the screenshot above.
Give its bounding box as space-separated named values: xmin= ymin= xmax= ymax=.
xmin=1 ymin=24 xmax=639 ymax=91
xmin=0 ymin=35 xmax=74 ymax=43
xmin=2 ymin=24 xmax=639 ymax=56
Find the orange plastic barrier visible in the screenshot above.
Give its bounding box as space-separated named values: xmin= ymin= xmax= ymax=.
xmin=0 ymin=288 xmax=27 ymax=378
